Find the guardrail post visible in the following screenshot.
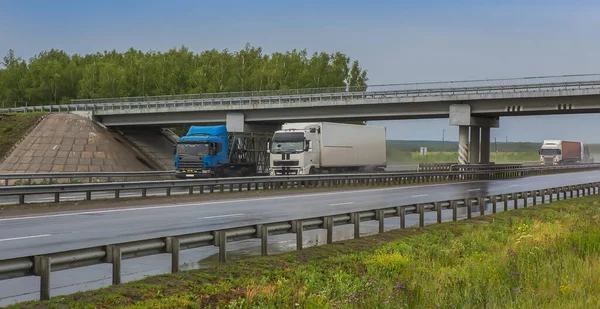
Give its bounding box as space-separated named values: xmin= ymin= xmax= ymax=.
xmin=465 ymin=199 xmax=472 ymax=219
xmin=296 ymin=220 xmax=303 ymax=250
xmin=491 ymin=196 xmax=497 ymax=213
xmin=54 ymin=192 xmax=60 ymax=203
xmin=377 ymin=209 xmax=385 ymax=233
xmin=34 ymin=256 xmax=51 ymax=301
xmin=532 ymin=191 xmax=537 ymax=205
xmin=260 ymin=224 xmax=268 ymax=256
xmin=549 ymin=189 xmax=554 ymax=202
xmin=111 ymin=245 xmax=121 ymax=285
xmin=167 ymin=237 xmax=180 ymax=273
xmin=541 ymin=189 xmax=546 ymax=203
xmin=115 ymin=190 xmax=120 ymax=199
xmin=451 ymin=201 xmax=458 ymax=221
xmin=503 ymin=194 xmax=508 ymax=211
xmin=577 ymin=185 xmax=581 ymax=197
xmin=397 ymin=206 xmax=406 ymax=228
xmin=141 ymin=188 xmax=147 ymax=197
xmin=219 ymin=231 xmax=227 ymax=263
xmin=563 ymin=187 xmax=567 ymax=199
xmin=166 ymin=187 xmax=171 ymax=196
xmin=478 ymin=197 xmax=485 ymax=216
xmin=419 ymin=204 xmax=425 ymax=227
xmin=353 ymin=213 xmax=360 ymax=239
xmin=587 ymin=184 xmax=592 ymax=196
xmin=523 ymin=192 xmax=528 ymax=208
xmin=513 ymin=193 xmax=518 ymax=209
xmin=18 ymin=194 xmax=24 ymax=204
xmin=325 ymin=216 xmax=334 ymax=244
xmin=570 ymin=186 xmax=574 ymax=198
xmin=435 ymin=202 xmax=442 ymax=223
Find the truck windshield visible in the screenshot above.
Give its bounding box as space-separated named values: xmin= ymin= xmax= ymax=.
xmin=540 ymin=149 xmax=561 ymax=155
xmin=177 ymin=143 xmax=209 ymax=156
xmin=271 ymin=132 xmax=305 ymax=154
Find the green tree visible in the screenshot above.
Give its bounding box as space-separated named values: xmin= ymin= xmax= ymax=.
xmin=0 ymin=45 xmax=369 ymax=105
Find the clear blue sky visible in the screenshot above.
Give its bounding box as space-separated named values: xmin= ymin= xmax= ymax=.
xmin=2 ymin=0 xmax=600 ymax=142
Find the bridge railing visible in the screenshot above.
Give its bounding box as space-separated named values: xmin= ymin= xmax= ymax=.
xmin=1 ymin=177 xmax=598 ymax=301
xmin=2 ymin=74 xmax=600 ymax=112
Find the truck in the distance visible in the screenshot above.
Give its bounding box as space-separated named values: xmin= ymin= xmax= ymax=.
xmin=174 ymin=125 xmax=271 ymax=178
xmin=539 ymin=140 xmax=594 ymax=166
xmin=269 ymin=122 xmax=386 ymax=175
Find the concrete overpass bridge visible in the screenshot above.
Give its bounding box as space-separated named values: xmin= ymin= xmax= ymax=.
xmin=4 ymin=73 xmax=600 ymax=165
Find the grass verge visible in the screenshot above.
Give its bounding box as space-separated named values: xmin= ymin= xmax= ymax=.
xmin=0 ymin=113 xmax=46 ymax=159
xmin=9 ymin=196 xmax=600 ymax=308
xmin=387 ymin=150 xmax=539 ymax=164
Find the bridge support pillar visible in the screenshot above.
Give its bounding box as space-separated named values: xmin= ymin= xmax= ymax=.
xmin=458 ymin=126 xmax=469 ymax=165
xmin=480 ymin=127 xmax=491 ymax=164
xmin=226 ymin=113 xmax=245 ymax=133
xmin=449 ymin=104 xmax=499 ymax=164
xmin=469 ymin=127 xmax=480 ymax=164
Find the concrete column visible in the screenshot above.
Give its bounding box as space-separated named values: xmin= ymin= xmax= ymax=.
xmin=469 ymin=127 xmax=480 ymax=164
xmin=480 ymin=127 xmax=491 ymax=164
xmin=458 ymin=126 xmax=469 ymax=164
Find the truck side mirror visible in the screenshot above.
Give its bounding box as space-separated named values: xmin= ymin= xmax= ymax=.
xmin=266 ymin=142 xmax=271 ymax=153
xmin=173 ymin=145 xmax=177 ymax=155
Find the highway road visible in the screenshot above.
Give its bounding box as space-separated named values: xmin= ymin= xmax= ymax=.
xmin=0 ymin=165 xmax=420 ymax=205
xmin=0 ymin=170 xmax=599 ymax=306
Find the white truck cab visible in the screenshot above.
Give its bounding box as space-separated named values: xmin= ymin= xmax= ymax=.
xmin=269 ymin=123 xmax=320 ymax=175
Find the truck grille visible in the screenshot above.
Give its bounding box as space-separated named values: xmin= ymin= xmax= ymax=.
xmin=178 ymin=161 xmax=203 ymax=169
xmin=272 ymin=160 xmax=299 ymax=166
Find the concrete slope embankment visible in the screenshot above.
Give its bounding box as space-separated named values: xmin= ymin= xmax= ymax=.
xmin=0 ymin=113 xmax=153 ymax=174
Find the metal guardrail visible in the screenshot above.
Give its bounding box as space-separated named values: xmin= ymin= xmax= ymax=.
xmin=417 ymin=163 xmax=456 ymax=172
xmin=1 ymin=177 xmax=598 ymax=301
xmin=1 ymin=164 xmax=599 ymax=205
xmin=0 ymin=171 xmax=175 ymax=186
xmin=2 ymin=74 xmax=600 ymax=113
xmin=0 ymin=162 xmax=535 ymax=186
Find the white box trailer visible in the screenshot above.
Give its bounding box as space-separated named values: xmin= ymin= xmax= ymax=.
xmin=269 ymin=122 xmax=387 ymax=175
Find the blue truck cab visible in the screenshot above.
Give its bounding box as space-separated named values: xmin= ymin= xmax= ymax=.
xmin=174 ymin=125 xmax=263 ymax=178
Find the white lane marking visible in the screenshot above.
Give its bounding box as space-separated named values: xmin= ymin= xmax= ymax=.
xmin=467 ymin=188 xmax=481 ymax=192
xmin=329 ymin=202 xmax=355 ymax=206
xmin=199 ymin=214 xmax=245 ymax=220
xmin=0 ymin=180 xmax=511 ymax=223
xmin=411 ymin=194 xmax=429 ymax=198
xmin=0 ymin=234 xmax=51 ymax=242
xmin=509 ymin=185 xmax=520 ymax=187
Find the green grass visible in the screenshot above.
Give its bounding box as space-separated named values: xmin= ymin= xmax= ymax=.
xmin=0 ymin=113 xmax=46 ymax=159
xmin=11 ymin=196 xmax=600 ymax=309
xmin=387 ymin=150 xmax=539 ymax=164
